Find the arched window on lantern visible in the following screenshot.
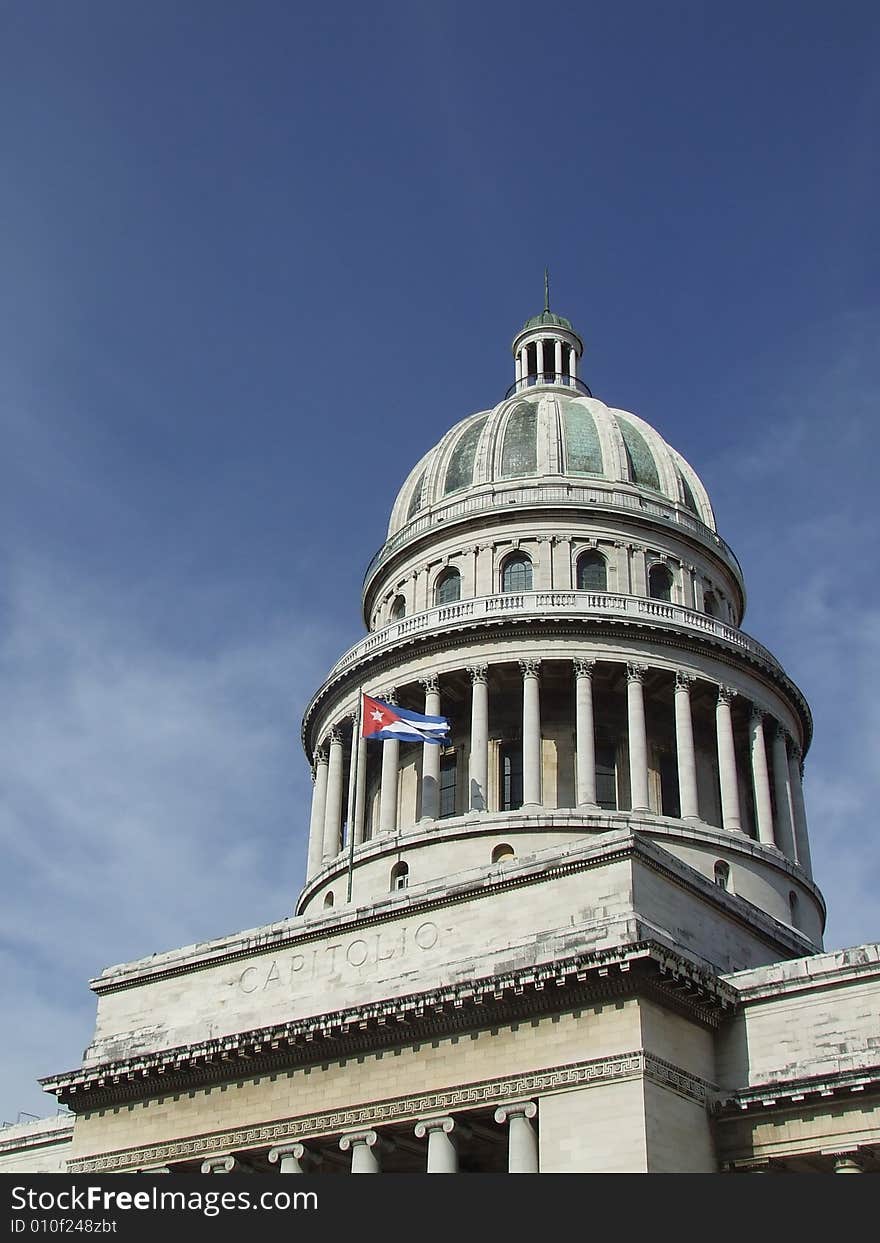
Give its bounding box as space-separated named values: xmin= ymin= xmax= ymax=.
xmin=390 ymin=861 xmax=409 ymax=891
xmin=576 ymin=549 xmax=607 ymax=591
xmin=501 ymin=552 xmax=532 ymax=593
xmin=434 ymin=567 xmax=461 ymax=606
xmin=648 ymin=563 xmax=674 ymax=602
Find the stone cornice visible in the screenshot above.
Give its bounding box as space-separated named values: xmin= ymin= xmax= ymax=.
xmin=41 ymin=940 xmax=735 ymax=1112
xmin=713 ymin=1064 xmax=880 ymax=1118
xmin=63 ymin=1048 xmax=715 ymax=1173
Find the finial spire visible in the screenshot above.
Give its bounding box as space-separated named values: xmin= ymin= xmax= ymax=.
xmin=544 ymin=267 xmax=550 ymax=313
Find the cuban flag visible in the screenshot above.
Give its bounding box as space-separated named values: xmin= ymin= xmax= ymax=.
xmin=361 ymin=693 xmax=451 ymax=745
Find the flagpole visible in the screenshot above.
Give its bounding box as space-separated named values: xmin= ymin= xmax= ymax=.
xmin=345 ymin=688 xmax=362 ymax=904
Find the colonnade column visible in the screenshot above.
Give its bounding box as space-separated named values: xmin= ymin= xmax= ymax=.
xmin=378 ymin=689 xmax=399 ymax=835
xmin=514 ymin=352 xmax=522 ymax=387
xmin=536 ymin=339 xmax=544 ymax=378
xmin=322 ymin=726 xmax=345 ymax=860
xmin=494 ymin=1101 xmax=538 ymax=1173
xmin=570 ymin=346 xmax=577 ymax=380
xmin=520 ymin=659 xmax=542 ymax=808
xmin=352 ymin=729 xmax=367 ymax=846
xmin=339 ymin=1129 xmax=383 ymax=1173
xmin=673 ymin=672 xmax=699 ymax=819
xmin=419 ymin=676 xmax=441 ymax=821
xmin=554 ymin=338 xmax=563 ymax=380
xmin=626 ymin=663 xmax=650 ymax=812
xmin=715 ymin=687 xmax=742 ymax=833
xmin=748 ymin=709 xmax=776 ymax=847
xmin=306 ymin=749 xmax=329 ymax=880
xmin=414 ymin=1116 xmax=458 ymax=1173
xmin=771 ymin=726 xmax=797 ymax=860
xmin=788 ymin=745 xmax=813 ymax=877
xmin=268 ymin=1143 xmax=321 ymax=1173
xmin=468 ymin=665 xmax=489 ymax=812
xmin=574 ymin=659 xmax=597 ymax=806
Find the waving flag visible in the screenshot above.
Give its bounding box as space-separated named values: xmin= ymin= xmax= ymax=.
xmin=361 ymin=693 xmax=450 ymax=744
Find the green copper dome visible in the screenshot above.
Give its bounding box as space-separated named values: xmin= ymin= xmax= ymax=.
xmin=521 ymin=309 xmax=574 ymax=331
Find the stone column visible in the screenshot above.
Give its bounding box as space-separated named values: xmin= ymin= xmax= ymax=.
xmin=570 ymin=345 xmax=577 ymax=380
xmin=468 ymin=665 xmax=489 ymax=811
xmin=378 ymin=689 xmax=399 ymax=835
xmin=771 ymin=725 xmax=797 ymax=860
xmin=494 ymin=1101 xmax=538 ymax=1173
xmin=201 ymin=1155 xmax=239 ymax=1174
xmin=673 ymin=672 xmax=699 ymax=819
xmin=419 ymin=677 xmax=441 ymax=821
xmin=626 ymin=663 xmax=650 ymax=812
xmin=339 ymin=1129 xmax=383 ymax=1174
xmin=414 ymin=1116 xmax=458 ymax=1173
xmin=515 ymin=352 xmax=522 ymax=385
xmin=554 ymin=338 xmax=563 ymax=380
xmin=630 ymin=547 xmax=648 ymax=596
xmin=268 ymin=1143 xmax=321 ymax=1173
xmin=574 ymin=659 xmax=597 ymax=806
xmin=536 ymin=339 xmax=544 ymax=379
xmin=715 ymin=687 xmax=742 ymax=833
xmin=322 ymin=727 xmax=345 ymax=860
xmin=520 ymin=659 xmax=542 ymax=808
xmin=748 ymin=709 xmax=776 ymax=847
xmin=615 ymin=542 xmax=631 ymax=593
xmin=306 ymin=749 xmax=329 ymax=880
xmin=788 ymin=745 xmax=813 ymax=877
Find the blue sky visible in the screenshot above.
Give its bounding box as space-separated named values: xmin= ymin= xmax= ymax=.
xmin=1 ymin=2 xmax=878 ymax=1121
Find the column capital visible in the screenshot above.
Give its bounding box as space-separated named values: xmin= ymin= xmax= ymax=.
xmin=574 ymin=658 xmax=595 ymax=679
xmin=774 ymin=723 xmax=792 ymax=746
xmin=717 ymin=684 xmax=737 ymax=706
xmin=414 ymin=1115 xmax=457 ymax=1139
xmin=268 ymin=1142 xmax=307 ymax=1163
xmin=467 ymin=664 xmax=489 ymax=685
xmin=419 ymin=675 xmax=440 ymax=695
xmin=338 ymin=1128 xmax=379 ymax=1154
xmin=200 ymin=1155 xmax=238 ymax=1174
xmin=626 ymin=662 xmax=648 ymax=684
xmin=789 ymin=740 xmax=803 ymax=764
xmin=327 ymin=724 xmax=344 ymax=745
xmin=519 ymin=658 xmax=541 ymax=678
xmin=381 ymin=687 xmax=398 ymax=705
xmin=494 ymin=1099 xmax=537 ymax=1125
xmin=832 ymin=1154 xmax=864 ymax=1173
xmin=749 ymin=705 xmax=767 ymax=724
xmin=674 ymin=670 xmax=695 ymax=691
xmin=314 ymin=745 xmax=329 ymax=766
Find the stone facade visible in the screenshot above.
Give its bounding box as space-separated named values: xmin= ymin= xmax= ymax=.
xmin=9 ymin=303 xmax=878 ymax=1173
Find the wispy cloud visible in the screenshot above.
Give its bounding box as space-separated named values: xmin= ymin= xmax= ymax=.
xmin=0 ymin=560 xmax=337 ymax=1119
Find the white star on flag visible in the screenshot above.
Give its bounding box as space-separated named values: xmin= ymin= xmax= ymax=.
xmin=371 ymin=708 xmax=385 ymax=723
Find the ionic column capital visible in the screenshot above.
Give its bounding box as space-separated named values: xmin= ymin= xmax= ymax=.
xmin=626 ymin=662 xmax=648 ymax=684
xmin=419 ymin=675 xmax=440 ymax=695
xmin=574 ymin=658 xmax=595 ymax=679
xmin=717 ymin=685 xmax=737 ymax=706
xmin=338 ymin=1128 xmax=380 ymax=1154
xmin=674 ymin=670 xmax=695 ymax=692
xmin=519 ymin=658 xmax=541 ymax=678
xmin=268 ymin=1142 xmax=322 ymax=1171
xmin=200 ymin=1155 xmax=238 ymax=1174
xmin=832 ymin=1154 xmax=864 ymax=1174
xmin=414 ymin=1115 xmax=457 ymax=1139
xmin=467 ymin=664 xmax=489 ymax=685
xmin=494 ymin=1100 xmax=537 ymax=1125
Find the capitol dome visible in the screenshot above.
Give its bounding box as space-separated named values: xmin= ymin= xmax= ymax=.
xmin=388 ymin=392 xmax=716 ymax=539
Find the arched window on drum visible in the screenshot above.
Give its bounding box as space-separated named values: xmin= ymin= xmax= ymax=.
xmin=576 ymin=550 xmax=607 ymax=592
xmin=434 ymin=568 xmax=461 ymax=606
xmin=501 ymin=552 xmax=532 ymax=593
xmin=390 ymin=595 xmax=406 ymax=621
xmin=648 ymin=563 xmax=674 ymax=602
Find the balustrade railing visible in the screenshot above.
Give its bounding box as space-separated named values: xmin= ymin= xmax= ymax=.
xmin=326 ymin=591 xmax=780 ymax=681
